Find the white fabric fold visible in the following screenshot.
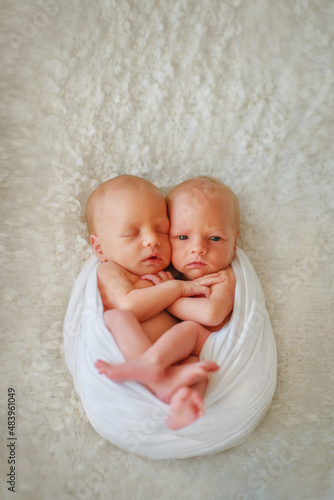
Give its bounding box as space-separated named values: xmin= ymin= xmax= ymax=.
xmin=63 ymin=248 xmax=277 ymax=459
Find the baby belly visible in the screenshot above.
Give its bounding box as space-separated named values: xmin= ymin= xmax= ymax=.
xmin=141 ymin=311 xmax=179 ymax=344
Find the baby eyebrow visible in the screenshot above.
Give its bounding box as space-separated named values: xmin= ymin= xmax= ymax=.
xmin=170 ymin=226 xmax=189 ymax=233
xmin=208 ymin=229 xmax=226 ymax=236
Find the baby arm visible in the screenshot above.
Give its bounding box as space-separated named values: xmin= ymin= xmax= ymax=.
xmin=167 ymin=267 xmax=236 ymax=327
xmin=97 ymin=262 xmax=212 ymax=322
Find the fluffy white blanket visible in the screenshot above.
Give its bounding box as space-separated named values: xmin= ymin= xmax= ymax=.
xmin=64 ymin=248 xmax=276 ymax=459
xmin=1 ymin=0 xmax=333 ymax=498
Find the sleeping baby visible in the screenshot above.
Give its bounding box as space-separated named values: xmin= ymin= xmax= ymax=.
xmin=87 ymin=174 xmax=239 ymax=429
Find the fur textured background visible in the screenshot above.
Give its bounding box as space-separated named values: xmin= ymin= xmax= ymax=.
xmin=1 ymin=0 xmax=333 ymax=499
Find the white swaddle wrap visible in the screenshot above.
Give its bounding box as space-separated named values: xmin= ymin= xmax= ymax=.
xmin=63 ymin=248 xmax=277 ymax=459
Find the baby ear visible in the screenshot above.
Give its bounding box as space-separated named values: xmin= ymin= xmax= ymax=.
xmin=90 ymin=234 xmax=106 ymax=262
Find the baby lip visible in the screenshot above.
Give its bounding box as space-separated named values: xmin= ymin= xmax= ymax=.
xmin=188 ymin=260 xmax=205 ymax=266
xmin=144 ymin=253 xmax=161 ymax=261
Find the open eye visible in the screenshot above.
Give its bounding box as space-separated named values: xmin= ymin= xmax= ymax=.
xmin=178 ymin=235 xmax=188 ymax=240
xmin=209 ymin=236 xmax=222 ymax=242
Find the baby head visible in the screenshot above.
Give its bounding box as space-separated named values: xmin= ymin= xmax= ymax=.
xmin=166 ymin=176 xmax=240 ymax=279
xmin=86 ymin=175 xmax=171 ymax=275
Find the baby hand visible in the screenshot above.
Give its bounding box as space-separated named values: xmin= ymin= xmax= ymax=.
xmin=180 ymin=280 xmax=211 ymax=298
xmin=194 ymin=272 xmax=226 ymax=287
xmin=141 ymin=271 xmax=175 ymax=285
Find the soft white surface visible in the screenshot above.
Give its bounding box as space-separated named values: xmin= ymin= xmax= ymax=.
xmin=0 ymin=0 xmax=333 ymax=498
xmin=63 ymin=249 xmax=276 ymax=459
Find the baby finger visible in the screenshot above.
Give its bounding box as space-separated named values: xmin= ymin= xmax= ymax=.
xmin=196 ymin=274 xmax=225 ymax=286
xmin=201 ymin=285 xmax=212 ymax=298
xmin=140 ymin=274 xmax=162 ymax=285
xmin=156 ymin=271 xmax=172 ymax=282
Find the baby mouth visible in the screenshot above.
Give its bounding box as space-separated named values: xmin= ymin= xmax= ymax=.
xmin=144 ymin=254 xmax=161 ymax=263
xmin=188 ymin=261 xmax=206 ymax=267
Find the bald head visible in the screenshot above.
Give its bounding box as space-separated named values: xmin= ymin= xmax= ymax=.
xmin=86 ymin=175 xmax=164 ymax=236
xmin=166 ymin=176 xmax=240 ymax=233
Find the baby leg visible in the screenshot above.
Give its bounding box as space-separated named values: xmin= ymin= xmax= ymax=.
xmin=101 ymin=309 xmax=167 ymax=382
xmin=99 ymin=312 xmax=216 ymax=406
xmin=165 ymin=356 xmax=210 ymax=429
xmin=96 ymin=320 xmax=215 ymax=385
xmin=165 ymin=387 xmax=205 ymax=430
xmin=103 ymin=309 xmax=152 ymax=359
xmin=147 ymin=359 xmax=216 ymax=403
xmin=132 ymin=320 xmax=212 ymax=369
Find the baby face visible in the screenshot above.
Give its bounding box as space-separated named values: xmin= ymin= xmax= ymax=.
xmin=168 ymin=191 xmax=239 ymax=280
xmin=93 ymin=186 xmax=171 ymax=276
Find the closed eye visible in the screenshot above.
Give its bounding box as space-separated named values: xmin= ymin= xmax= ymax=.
xmin=121 ymin=229 xmax=139 ymax=237
xmin=156 ymin=223 xmax=169 ymax=235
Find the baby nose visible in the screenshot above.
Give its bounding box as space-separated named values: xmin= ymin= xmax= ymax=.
xmin=191 ymin=237 xmax=206 ymax=254
xmin=143 ymin=231 xmax=160 ymax=247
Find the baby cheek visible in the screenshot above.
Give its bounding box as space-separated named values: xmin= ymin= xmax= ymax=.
xmin=163 ymin=240 xmax=172 ymax=257
xmin=172 ymin=248 xmax=184 ymax=266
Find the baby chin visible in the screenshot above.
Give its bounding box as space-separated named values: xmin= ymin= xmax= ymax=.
xmin=182 ymin=265 xmax=209 ymax=280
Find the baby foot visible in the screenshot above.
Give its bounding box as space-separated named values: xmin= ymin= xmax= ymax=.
xmin=165 ymin=387 xmax=206 ymax=430
xmin=152 ymin=360 xmax=218 ymax=403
